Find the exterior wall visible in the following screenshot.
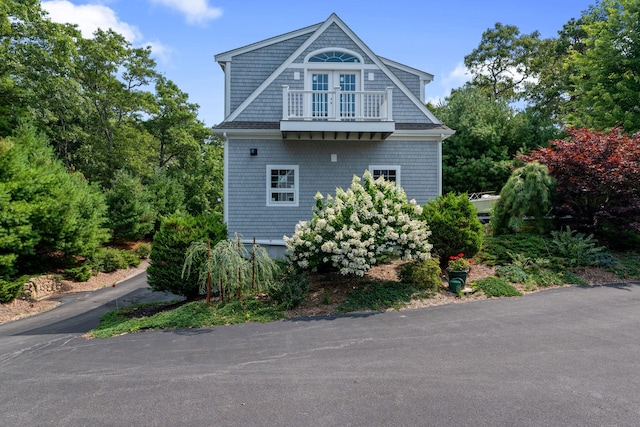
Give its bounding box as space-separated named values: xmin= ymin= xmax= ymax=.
xmin=386 ymin=64 xmax=421 ymax=99
xmin=231 ymin=22 xmax=432 ymax=124
xmin=226 ymin=137 xmax=440 ymax=243
xmin=229 ymin=34 xmax=310 ymax=112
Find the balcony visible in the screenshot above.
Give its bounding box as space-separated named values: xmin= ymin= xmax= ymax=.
xmin=280 ymin=85 xmax=395 ymax=140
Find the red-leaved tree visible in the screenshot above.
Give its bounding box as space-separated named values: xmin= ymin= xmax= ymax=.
xmin=520 ymin=127 xmax=640 ymax=235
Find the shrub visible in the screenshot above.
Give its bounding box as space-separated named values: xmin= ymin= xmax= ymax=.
xmin=491 ymin=162 xmax=556 ymax=235
xmin=477 ymin=233 xmax=552 ymax=266
xmin=0 ymin=277 xmax=25 ymax=303
xmin=472 ymin=277 xmax=522 ymax=298
xmin=147 ymin=213 xmax=226 ymax=299
xmin=550 ymin=226 xmax=606 ymax=267
xmin=122 ymin=251 xmax=141 ymax=267
xmin=421 ymin=193 xmax=483 ymax=263
xmin=284 ymin=171 xmax=432 ymax=277
xmin=133 ymin=243 xmax=152 ymax=259
xmin=522 ymin=127 xmax=640 ymax=236
xmin=495 ymin=265 xmax=528 ymax=283
xmin=268 ymin=261 xmax=308 ymax=309
xmin=398 ymin=259 xmax=442 ymax=291
xmin=183 ymin=235 xmax=278 ymax=301
xmin=90 ymin=248 xmax=130 ymax=273
xmin=66 ymin=263 xmax=93 ymax=282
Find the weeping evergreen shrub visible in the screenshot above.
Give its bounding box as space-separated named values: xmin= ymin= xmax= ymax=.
xmin=147 ymin=213 xmax=226 ymax=299
xmin=491 ymin=162 xmax=556 ymax=235
xmin=421 ymin=193 xmax=483 ymax=264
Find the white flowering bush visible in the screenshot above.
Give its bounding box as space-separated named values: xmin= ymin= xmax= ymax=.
xmin=284 ymin=171 xmax=432 ymax=276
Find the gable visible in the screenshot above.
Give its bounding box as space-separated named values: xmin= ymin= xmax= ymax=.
xmin=229 ymin=34 xmax=311 ymax=113
xmin=216 ymin=13 xmax=446 ymax=128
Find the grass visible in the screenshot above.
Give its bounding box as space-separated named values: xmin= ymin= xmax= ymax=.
xmin=88 ymin=281 xmax=435 ymax=338
xmin=88 ymin=299 xmax=286 ymax=339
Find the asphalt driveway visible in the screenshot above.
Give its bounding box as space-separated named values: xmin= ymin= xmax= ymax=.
xmin=1 ymin=275 xmax=639 ymax=426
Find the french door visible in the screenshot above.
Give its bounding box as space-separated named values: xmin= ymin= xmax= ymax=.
xmin=311 ymin=72 xmax=358 ymax=119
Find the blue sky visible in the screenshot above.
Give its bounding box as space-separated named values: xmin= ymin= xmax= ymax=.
xmin=41 ymin=0 xmax=596 ymax=127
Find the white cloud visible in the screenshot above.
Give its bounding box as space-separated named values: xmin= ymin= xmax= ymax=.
xmin=149 ymin=0 xmax=222 ymax=25
xmin=442 ymin=62 xmax=472 ymax=87
xmin=145 ymin=40 xmax=174 ymax=63
xmin=42 ymin=0 xmax=142 ymax=42
xmin=426 ymin=62 xmax=472 ymax=106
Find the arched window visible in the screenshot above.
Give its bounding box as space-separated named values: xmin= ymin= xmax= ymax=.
xmin=308 ymin=51 xmax=360 ymax=63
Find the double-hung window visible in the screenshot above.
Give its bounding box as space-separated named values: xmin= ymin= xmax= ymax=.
xmin=267 ymin=165 xmax=298 ymax=206
xmin=370 ymin=165 xmax=401 ymax=185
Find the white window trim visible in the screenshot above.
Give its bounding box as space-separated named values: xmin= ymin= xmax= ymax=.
xmin=369 ymin=165 xmax=401 ymax=185
xmin=266 ymin=165 xmax=299 ymax=207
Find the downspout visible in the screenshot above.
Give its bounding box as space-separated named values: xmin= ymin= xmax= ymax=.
xmin=223 ymin=132 xmax=229 ymax=226
xmin=438 ymin=133 xmax=444 ymax=196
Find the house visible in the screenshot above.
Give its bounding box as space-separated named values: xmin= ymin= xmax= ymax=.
xmin=213 ymin=13 xmax=454 ymax=257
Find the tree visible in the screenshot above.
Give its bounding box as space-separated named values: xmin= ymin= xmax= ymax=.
xmin=147 ymin=213 xmax=227 ymax=299
xmin=521 ymin=127 xmax=640 ymax=238
xmin=105 ymin=170 xmax=155 ymax=241
xmin=433 ymin=87 xmax=517 ymax=193
xmin=491 ymin=162 xmax=556 ymax=235
xmin=464 ymin=22 xmax=542 ymax=102
xmin=564 ymin=0 xmax=640 ymax=132
xmin=0 ymin=125 xmax=108 ymax=277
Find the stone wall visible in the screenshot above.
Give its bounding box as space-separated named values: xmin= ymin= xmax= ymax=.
xmin=23 ymin=275 xmax=63 ymax=301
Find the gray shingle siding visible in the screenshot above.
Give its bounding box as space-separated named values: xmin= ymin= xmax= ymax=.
xmin=229 ymin=34 xmax=310 ymax=112
xmin=296 ymin=23 xmax=374 ymax=64
xmin=226 ymin=138 xmax=439 ymax=241
xmin=386 ymin=64 xmax=422 ymax=99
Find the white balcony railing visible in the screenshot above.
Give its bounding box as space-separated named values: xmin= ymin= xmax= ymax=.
xmin=282 ymin=86 xmax=393 ymax=122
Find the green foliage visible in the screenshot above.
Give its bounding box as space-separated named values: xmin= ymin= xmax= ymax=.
xmin=336 ymin=281 xmax=430 ymax=313
xmin=491 ymin=162 xmax=556 ymax=235
xmin=421 ymin=193 xmax=483 ymax=262
xmin=398 ymin=259 xmax=442 ymax=291
xmin=147 ymin=213 xmax=226 ymax=299
xmin=0 ymin=276 xmax=25 ymax=303
xmin=433 ymin=87 xmax=545 ymax=194
xmin=477 ymin=233 xmax=552 ymax=266
xmin=66 ymin=263 xmax=93 ymax=282
xmin=608 ymin=253 xmax=640 ymax=280
xmin=183 ymin=235 xmax=278 ymax=301
xmin=472 ymin=277 xmax=522 ymax=298
xmin=550 ymin=227 xmax=606 ymax=267
xmin=105 ymin=170 xmax=155 ymax=240
xmin=146 ymin=170 xmax=185 ymax=224
xmin=89 ymin=299 xmax=286 ymax=338
xmin=564 ymin=0 xmax=640 ymax=133
xmin=90 ymin=247 xmax=130 ymax=273
xmin=133 ymin=243 xmax=152 ymax=259
xmin=268 ymin=261 xmax=308 ymax=309
xmin=285 ymin=171 xmax=432 ymax=277
xmin=464 ymin=22 xmax=542 ymax=102
xmin=495 ymin=265 xmax=528 ymax=283
xmin=0 ymin=125 xmax=108 ymax=277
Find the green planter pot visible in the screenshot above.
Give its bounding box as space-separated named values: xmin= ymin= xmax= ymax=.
xmin=447 ymin=270 xmax=468 ymax=293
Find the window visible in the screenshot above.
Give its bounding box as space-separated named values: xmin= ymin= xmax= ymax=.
xmin=308 ymin=51 xmax=360 ymax=63
xmin=370 ymin=166 xmax=401 ymax=185
xmin=267 ymin=165 xmax=298 ymax=206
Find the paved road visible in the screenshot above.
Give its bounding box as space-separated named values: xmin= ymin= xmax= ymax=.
xmin=1 ymin=277 xmax=639 ymax=426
